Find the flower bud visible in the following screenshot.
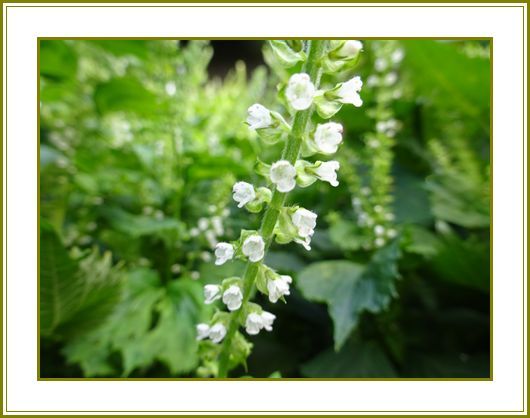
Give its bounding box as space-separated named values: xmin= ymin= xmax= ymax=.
xmin=214 ymin=242 xmax=234 ymax=266
xmin=208 ymin=323 xmax=227 ymax=343
xmin=242 ymin=234 xmax=265 ymax=262
xmin=333 ymin=40 xmax=363 ymax=59
xmin=314 ymin=122 xmax=343 ymax=154
xmin=285 ymin=73 xmax=315 ymax=111
xmin=204 ymin=284 xmax=221 ymax=304
xmin=232 ymin=181 xmax=256 ymax=208
xmin=196 ymin=323 xmax=210 ymax=341
xmin=246 ymin=104 xmax=272 ymax=130
xmin=222 ymin=285 xmax=243 ymax=311
xmin=270 ymin=160 xmax=296 ymax=193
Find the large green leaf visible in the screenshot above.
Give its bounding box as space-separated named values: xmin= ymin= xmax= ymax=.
xmin=40 ymin=222 xmax=124 ymax=338
xmin=297 ymin=240 xmax=401 ymax=350
xmin=40 ymin=222 xmax=82 ymax=337
xmin=64 ymin=269 xmax=205 ymax=377
xmin=301 ymin=338 xmax=397 ymax=378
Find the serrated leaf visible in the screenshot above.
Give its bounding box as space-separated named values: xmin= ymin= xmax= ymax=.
xmin=297 ymin=240 xmax=401 ymax=350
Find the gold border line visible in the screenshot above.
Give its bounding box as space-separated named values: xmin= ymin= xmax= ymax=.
xmin=1 ymin=1 xmax=525 ymax=415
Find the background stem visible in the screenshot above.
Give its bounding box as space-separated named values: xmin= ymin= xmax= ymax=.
xmin=216 ymin=40 xmax=327 ymax=378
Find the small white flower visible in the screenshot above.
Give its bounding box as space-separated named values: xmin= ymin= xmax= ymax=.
xmin=260 ymin=311 xmax=276 ymax=331
xmin=242 ymin=234 xmax=265 ymax=262
xmin=232 ymin=181 xmax=256 ymax=208
xmin=190 ymin=271 xmax=200 ymax=280
xmin=267 ymin=275 xmax=292 ymax=303
xmin=270 ymin=160 xmax=296 ymax=193
xmin=375 ymin=58 xmax=388 ymax=72
xmin=387 ymin=229 xmax=398 ymax=239
xmin=196 ymin=323 xmax=210 ymax=341
xmin=337 ymin=76 xmax=363 ymax=107
xmin=211 ymin=216 xmax=224 ymax=236
xmin=204 ymin=284 xmax=221 ymax=304
xmin=294 ymin=236 xmax=312 ymax=251
xmin=314 ymin=122 xmax=343 ymax=154
xmin=198 ymin=218 xmax=209 ymax=231
xmin=374 ymin=204 xmax=383 ymax=213
xmin=214 ymin=242 xmax=234 ymax=266
xmin=352 ymin=197 xmax=362 ymax=208
xmin=165 ymin=81 xmax=177 ymax=96
xmin=286 ymin=73 xmax=315 ymax=111
xmin=374 ymin=237 xmax=386 ymax=248
xmin=292 ymin=208 xmax=318 ymax=238
xmin=222 ymin=285 xmax=243 ymax=311
xmin=209 ymin=323 xmax=227 ymax=343
xmin=247 ymin=104 xmax=272 ymax=130
xmin=374 ymin=225 xmax=385 ymax=236
xmin=384 ymin=72 xmax=398 ymax=86
xmin=314 ymin=161 xmax=340 ymax=187
xmin=391 ymin=48 xmax=405 ymax=64
xmin=205 ymin=230 xmax=218 ymax=248
xmin=245 ymin=313 xmax=263 ymax=335
xmin=190 ymin=227 xmax=199 ymax=237
xmin=385 ymin=213 xmax=396 ymax=221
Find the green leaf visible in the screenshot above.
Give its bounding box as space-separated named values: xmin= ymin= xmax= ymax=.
xmin=40 ymin=40 xmax=77 ymax=80
xmin=301 ymin=338 xmax=397 ymax=378
xmin=94 ymin=76 xmax=160 ymax=115
xmin=104 ymin=208 xmax=185 ymax=238
xmin=297 ymin=240 xmax=401 ymax=350
xmin=426 ymin=172 xmax=490 ymax=228
xmin=40 ymin=221 xmax=82 ymax=337
xmin=40 ymin=222 xmax=124 ymax=339
xmin=328 ymin=218 xmax=364 ymax=251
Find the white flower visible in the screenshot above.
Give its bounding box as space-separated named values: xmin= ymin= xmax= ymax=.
xmin=294 ymin=236 xmax=312 ymax=251
xmin=198 ymin=218 xmax=209 ymax=231
xmin=292 ymin=208 xmax=317 ymax=238
xmin=214 ymin=242 xmax=234 ymax=266
xmin=209 ymin=323 xmax=227 ymax=343
xmin=314 ymin=122 xmax=343 ymax=154
xmin=247 ymin=104 xmax=272 ymax=130
xmin=374 ymin=237 xmax=386 ymax=248
xmin=286 ymin=73 xmax=315 ymax=111
xmin=387 ymin=229 xmax=398 ymax=238
xmin=260 ymin=311 xmax=276 ymax=331
xmin=314 ymin=161 xmax=340 ymax=187
xmin=245 ymin=313 xmax=263 ymax=335
xmin=232 ymin=181 xmax=256 ymax=208
xmin=242 ymin=234 xmax=265 ymax=262
xmin=375 ymin=58 xmax=388 ymax=72
xmin=270 ymin=160 xmax=296 ymax=193
xmin=196 ymin=323 xmax=210 ymax=341
xmin=204 ymin=284 xmax=221 ymax=304
xmin=391 ymin=48 xmax=405 ymax=64
xmin=222 ymin=285 xmax=243 ymax=311
xmin=384 ymin=72 xmax=398 ymax=86
xmin=336 ymin=40 xmax=363 ymax=58
xmin=267 ymin=275 xmax=292 ymax=303
xmin=374 ymin=225 xmax=385 ymax=236
xmin=337 ymin=76 xmax=363 ymax=107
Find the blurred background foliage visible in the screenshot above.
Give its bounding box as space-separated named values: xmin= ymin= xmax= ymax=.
xmin=39 ymin=39 xmax=490 ymax=378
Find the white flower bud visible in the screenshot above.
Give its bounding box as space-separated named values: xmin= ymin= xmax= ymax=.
xmin=198 ymin=218 xmax=209 ymax=231
xmin=314 ymin=161 xmax=340 ymax=187
xmin=242 ymin=234 xmax=265 ymax=262
xmin=245 ymin=313 xmax=263 ymax=335
xmin=270 ymin=160 xmax=297 ymax=193
xmin=232 ymin=181 xmax=256 ymax=208
xmin=374 ymin=237 xmax=386 ymax=248
xmin=196 ymin=323 xmax=210 ymax=341
xmin=387 ymin=229 xmax=398 ymax=239
xmin=247 ymin=104 xmax=272 ymax=130
xmin=292 ymin=208 xmax=317 ymax=238
xmin=208 ymin=323 xmax=227 ymax=343
xmin=336 ymin=40 xmax=363 ymax=58
xmin=267 ymin=274 xmax=292 ymax=303
xmin=214 ymin=242 xmax=234 ymax=265
xmin=286 ymin=73 xmax=315 ymax=110
xmin=337 ymin=76 xmax=363 ymax=107
xmin=204 ymin=284 xmax=221 ymax=304
xmin=222 ymin=285 xmax=243 ymax=311
xmin=260 ymin=311 xmax=276 ymax=331
xmin=314 ymin=122 xmax=343 ymax=154
xmin=211 ymin=216 xmax=224 ymax=236
xmin=391 ymin=48 xmax=405 ymax=64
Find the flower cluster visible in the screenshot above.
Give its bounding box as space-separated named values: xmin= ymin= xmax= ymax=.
xmin=196 ymin=40 xmax=364 ymax=377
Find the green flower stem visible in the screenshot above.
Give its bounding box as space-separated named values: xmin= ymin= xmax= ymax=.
xmin=217 ymin=40 xmax=327 ymax=378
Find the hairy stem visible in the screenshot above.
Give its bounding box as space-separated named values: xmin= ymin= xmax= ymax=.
xmin=217 ymin=40 xmax=327 ymax=378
